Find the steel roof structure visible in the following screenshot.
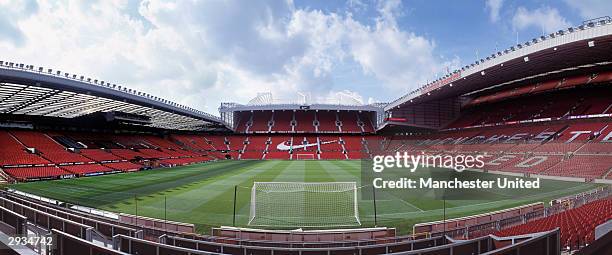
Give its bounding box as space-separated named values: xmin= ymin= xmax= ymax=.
xmin=0 ymin=63 xmax=225 ymax=131
xmin=2 ymin=18 xmax=611 ymax=133
xmin=386 ymin=17 xmax=612 ymax=111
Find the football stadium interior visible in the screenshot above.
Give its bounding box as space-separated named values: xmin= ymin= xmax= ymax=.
xmin=0 ymin=18 xmax=611 ymax=255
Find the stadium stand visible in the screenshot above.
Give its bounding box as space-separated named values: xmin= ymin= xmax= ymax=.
xmin=159 ymin=156 xmax=211 ymax=166
xmin=203 ymin=135 xmax=228 ymax=151
xmin=243 ymin=135 xmax=268 ymax=158
xmin=497 ymin=198 xmax=612 ymax=250
xmin=234 ymin=112 xmax=251 ymax=133
xmin=379 ymin=114 xmax=612 ymax=179
xmin=316 ymin=111 xmax=339 ymax=132
xmin=0 ymin=131 xmax=49 ymax=166
xmin=10 ymin=130 xmax=91 ymax=164
xmin=103 ymin=162 xmax=142 ymax=172
xmin=358 ymin=112 xmax=375 ymax=133
xmin=173 ymin=134 xmax=215 ymax=151
xmin=454 ymin=81 xmax=612 ymax=128
xmin=543 ymin=155 xmax=612 ymax=178
xmin=138 ymin=148 xmax=172 ymax=158
xmin=109 ymin=149 xmax=148 ymax=160
xmin=0 ymin=17 xmax=611 ymax=255
xmin=338 ymin=111 xmax=360 ymax=132
xmin=60 ymin=164 xmax=115 ymax=176
xmin=250 ymin=111 xmax=273 ymax=132
xmin=225 ymin=136 xmax=246 ymax=151
xmin=294 ymin=111 xmax=316 ymax=132
xmin=271 ymin=111 xmax=293 ymax=132
xmin=2 ymin=166 xmax=71 ymax=181
xmin=80 ymin=149 xmax=123 ymax=161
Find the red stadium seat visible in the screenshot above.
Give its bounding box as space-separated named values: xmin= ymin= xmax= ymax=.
xmin=0 ymin=131 xmax=49 ymax=166
xmin=103 ymin=161 xmax=142 ymax=172
xmin=80 ymin=149 xmax=122 ymax=161
xmin=3 ymin=166 xmax=71 ymax=180
xmin=11 ymin=130 xmax=90 ymax=164
xmin=294 ymin=111 xmax=316 ymax=132
xmin=61 ymin=164 xmax=114 ymax=176
xmin=316 ymin=111 xmax=339 ymax=132
xmin=271 ymin=111 xmax=293 ymax=132
xmin=496 ymin=198 xmax=612 ymax=250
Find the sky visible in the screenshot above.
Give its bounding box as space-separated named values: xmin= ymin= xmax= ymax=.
xmin=0 ymin=0 xmax=610 ymax=115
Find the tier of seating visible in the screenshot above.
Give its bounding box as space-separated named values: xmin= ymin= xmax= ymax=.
xmin=273 ymin=111 xmax=293 ymax=131
xmin=250 ymin=111 xmax=273 ymax=132
xmin=233 ymin=110 xmax=375 ymax=133
xmin=295 ymin=111 xmax=316 ymax=132
xmin=159 ymin=156 xmax=212 ymax=166
xmin=166 ymin=134 xmax=368 ymax=160
xmin=450 ymin=81 xmax=612 ymax=129
xmin=316 ymin=111 xmax=339 ymax=132
xmin=79 ymin=149 xmax=122 ymax=161
xmin=386 ymin=118 xmax=612 ymax=179
xmin=138 ymin=148 xmax=173 ymax=158
xmin=0 ymin=131 xmax=49 ymax=166
xmin=496 ymin=198 xmax=612 ymax=250
xmin=543 ymin=155 xmax=612 ymax=179
xmin=0 ymin=130 xmax=217 ymax=181
xmin=103 ymin=161 xmax=142 ymax=172
xmin=339 ymin=111 xmax=359 ymax=132
xmin=233 ymin=135 xmax=366 ymax=160
xmin=11 ymin=130 xmax=91 ymax=163
xmin=109 ymin=149 xmax=148 ymax=160
xmin=3 ymin=166 xmax=72 ymax=180
xmin=60 ymin=164 xmax=116 ymax=176
xmin=1 ymin=115 xmax=609 ymax=181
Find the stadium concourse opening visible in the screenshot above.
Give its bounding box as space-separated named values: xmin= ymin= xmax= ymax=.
xmin=0 ymin=9 xmax=611 ymax=255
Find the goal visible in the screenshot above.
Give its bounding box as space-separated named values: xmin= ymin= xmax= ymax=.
xmin=295 ymin=154 xmax=316 ymax=160
xmin=248 ymin=182 xmax=360 ymax=227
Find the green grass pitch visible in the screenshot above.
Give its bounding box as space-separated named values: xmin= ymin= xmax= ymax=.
xmin=10 ymin=160 xmax=603 ymax=234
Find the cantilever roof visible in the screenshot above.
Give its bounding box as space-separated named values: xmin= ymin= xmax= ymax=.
xmin=0 ymin=64 xmax=224 ymax=131
xmin=387 ymin=18 xmax=612 ymax=110
xmin=219 ymin=103 xmax=384 ymax=112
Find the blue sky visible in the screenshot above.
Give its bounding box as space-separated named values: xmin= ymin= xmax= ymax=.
xmin=0 ymin=0 xmax=609 ymax=115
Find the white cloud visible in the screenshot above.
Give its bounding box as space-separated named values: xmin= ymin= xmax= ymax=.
xmin=0 ymin=0 xmax=37 ymax=46
xmin=512 ymin=6 xmax=571 ymax=34
xmin=0 ymin=0 xmax=453 ymax=114
xmin=564 ymin=0 xmax=612 ymax=20
xmin=325 ymin=90 xmax=365 ymax=105
xmin=347 ymin=0 xmax=367 ymax=13
xmin=485 ymin=0 xmax=504 ymax=22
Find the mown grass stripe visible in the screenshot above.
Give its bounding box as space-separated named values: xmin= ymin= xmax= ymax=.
xmin=10 ymin=160 xmax=604 ymax=234
xmin=305 ymin=161 xmax=336 ymax=182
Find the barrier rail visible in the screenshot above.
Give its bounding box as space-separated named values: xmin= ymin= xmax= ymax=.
xmin=0 ymin=197 xmax=92 ymax=240
xmin=0 ymin=205 xmax=27 ymax=235
xmin=161 ymin=234 xmax=445 ymax=254
xmin=2 ymin=193 xmax=141 ymax=239
xmin=52 ymin=229 xmax=128 ymax=255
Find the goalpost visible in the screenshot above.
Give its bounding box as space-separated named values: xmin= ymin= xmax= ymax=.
xmin=295 ymin=154 xmax=316 ymax=160
xmin=248 ymin=182 xmax=360 ymax=228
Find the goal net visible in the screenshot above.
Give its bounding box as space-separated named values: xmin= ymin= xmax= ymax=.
xmin=295 ymin=154 xmax=316 ymax=160
xmin=248 ymin=182 xmax=360 ymax=227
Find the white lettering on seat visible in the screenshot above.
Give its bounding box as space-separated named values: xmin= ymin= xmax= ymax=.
xmin=486 ymin=155 xmax=516 ymax=166
xmin=515 ymin=156 xmax=548 ymax=168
